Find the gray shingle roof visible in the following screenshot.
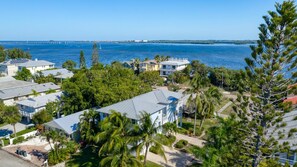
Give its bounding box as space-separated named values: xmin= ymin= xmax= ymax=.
xmin=97 ymin=89 xmax=182 ymax=120
xmin=0 ymin=79 xmax=37 ymax=91
xmin=41 ymin=68 xmax=73 ymax=77
xmin=0 ymin=82 xmax=60 ymax=100
xmin=44 ymin=111 xmax=85 ymax=135
xmin=16 ymin=92 xmax=62 ymax=108
xmin=0 ymin=76 xmax=16 ymax=82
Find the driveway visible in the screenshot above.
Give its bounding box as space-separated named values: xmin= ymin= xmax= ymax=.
xmin=0 ymin=119 xmax=29 ymax=137
xmin=0 ymin=149 xmax=36 ymax=167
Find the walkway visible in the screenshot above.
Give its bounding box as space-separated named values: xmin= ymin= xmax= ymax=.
xmin=175 ymin=133 xmax=204 ymax=147
xmin=147 ymin=133 xmax=204 ymax=167
xmin=0 ymin=149 xmax=36 ymax=167
xmin=0 ymin=119 xmax=29 ymax=137
xmin=217 ymin=101 xmax=232 ymax=118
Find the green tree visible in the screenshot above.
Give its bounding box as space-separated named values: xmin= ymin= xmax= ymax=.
xmin=45 ymin=130 xmax=68 ymax=165
xmin=14 ymin=68 xmax=32 ymax=81
xmin=163 ymin=122 xmax=178 ymax=137
xmin=194 ymin=115 xmax=248 ymax=167
xmin=79 ymin=109 xmax=99 ymax=143
xmin=32 ymin=109 xmax=53 ymax=125
xmin=3 ymin=106 xmax=21 ymax=137
xmin=132 ymin=58 xmax=140 ymax=75
xmin=62 ymin=60 xmax=76 ymax=70
xmin=79 ymin=50 xmax=86 ymax=69
xmin=234 ymin=1 xmax=297 ymax=166
xmin=6 ymin=48 xmax=31 ymax=59
xmin=45 ymin=101 xmax=60 ymax=117
xmin=95 ymin=111 xmax=142 ymax=167
xmin=134 ymin=112 xmax=166 ymax=166
xmin=139 ymin=71 xmax=163 ymax=86
xmin=91 ymin=43 xmax=99 ymax=66
xmin=0 ymin=46 xmax=6 ymax=62
xmin=154 ymin=55 xmax=161 ymax=64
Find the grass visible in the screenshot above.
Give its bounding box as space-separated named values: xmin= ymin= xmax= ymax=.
xmin=0 ymin=122 xmax=7 ymax=128
xmin=146 ymin=161 xmax=162 ymax=167
xmin=66 ymin=147 xmax=100 ymax=167
xmin=10 ymin=127 xmax=36 ymax=138
xmin=66 ymin=146 xmax=162 ymax=167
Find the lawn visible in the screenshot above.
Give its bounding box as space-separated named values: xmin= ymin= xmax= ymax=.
xmin=66 ymin=147 xmax=100 ymax=167
xmin=10 ymin=127 xmax=36 ymax=138
xmin=66 ymin=146 xmax=162 ymax=167
xmin=146 ymin=161 xmax=162 ymax=167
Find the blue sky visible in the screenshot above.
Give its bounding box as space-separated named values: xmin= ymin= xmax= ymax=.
xmin=1 ymin=0 xmax=283 ymax=40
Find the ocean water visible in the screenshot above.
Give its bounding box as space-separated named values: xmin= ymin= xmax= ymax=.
xmin=0 ymin=42 xmax=252 ymax=69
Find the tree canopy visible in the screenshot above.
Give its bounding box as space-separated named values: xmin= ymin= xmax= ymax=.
xmin=61 ymin=65 xmax=151 ymax=115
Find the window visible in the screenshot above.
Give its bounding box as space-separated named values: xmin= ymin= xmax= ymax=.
xmin=159 ymin=122 xmax=161 ymax=127
xmin=159 ymin=110 xmax=161 ymax=114
xmin=172 ymin=65 xmax=176 ymax=69
xmin=162 ymin=65 xmax=166 ymax=69
xmin=163 ymin=71 xmax=166 ymax=75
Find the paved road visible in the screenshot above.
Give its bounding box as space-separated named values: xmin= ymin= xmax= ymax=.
xmin=0 ymin=149 xmax=35 ymax=167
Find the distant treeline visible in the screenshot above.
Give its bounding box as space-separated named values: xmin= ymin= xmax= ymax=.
xmin=146 ymin=40 xmax=256 ymax=45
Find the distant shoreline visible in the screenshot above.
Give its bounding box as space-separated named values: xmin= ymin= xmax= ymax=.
xmin=0 ymin=40 xmax=257 ymax=45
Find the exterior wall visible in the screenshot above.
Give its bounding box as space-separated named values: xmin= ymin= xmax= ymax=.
xmin=3 ymin=99 xmax=15 ymax=106
xmin=140 ymin=63 xmax=160 ymax=72
xmin=0 ymin=64 xmax=18 ymax=76
xmin=160 ymin=64 xmax=188 ymax=77
xmin=21 ymin=65 xmax=54 ymax=74
xmin=18 ymin=104 xmax=45 ymax=121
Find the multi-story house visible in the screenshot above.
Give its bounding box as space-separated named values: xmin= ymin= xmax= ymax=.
xmin=160 ymin=58 xmax=190 ymax=77
xmin=17 ymin=92 xmax=62 ymax=122
xmin=0 ymin=59 xmax=54 ymax=76
xmin=140 ymin=59 xmax=160 ymax=72
xmin=0 ymin=76 xmax=60 ymax=106
xmin=44 ymin=89 xmax=186 ymax=138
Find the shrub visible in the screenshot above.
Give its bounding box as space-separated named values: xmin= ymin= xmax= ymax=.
xmin=156 ymin=134 xmax=176 ymax=147
xmin=13 ymin=136 xmax=25 ymax=144
xmin=149 ymin=146 xmax=159 ymax=154
xmin=48 ymin=149 xmax=68 ymax=165
xmin=176 ymin=128 xmax=189 ymax=135
xmin=174 ymin=139 xmax=188 ymax=149
xmin=288 ymin=128 xmax=297 ymax=138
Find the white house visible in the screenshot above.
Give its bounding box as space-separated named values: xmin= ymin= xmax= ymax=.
xmin=0 ymin=59 xmax=54 ymax=76
xmin=44 ymin=89 xmax=185 ymax=138
xmin=0 ymin=76 xmax=60 ymax=106
xmin=160 ymin=58 xmax=190 ymax=77
xmin=17 ymin=92 xmax=62 ymax=122
xmin=41 ymin=68 xmax=74 ymax=79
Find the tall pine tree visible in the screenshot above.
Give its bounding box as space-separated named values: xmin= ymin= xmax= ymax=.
xmin=234 ymin=1 xmax=297 ymax=166
xmin=79 ymin=50 xmax=86 ymax=69
xmin=92 ymin=42 xmax=99 ymax=66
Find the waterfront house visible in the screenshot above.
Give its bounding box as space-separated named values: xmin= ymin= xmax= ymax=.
xmin=140 ymin=59 xmax=160 ymax=72
xmin=44 ymin=89 xmax=186 ymax=137
xmin=0 ymin=76 xmax=60 ymax=106
xmin=97 ymin=89 xmax=184 ymax=127
xmin=17 ymin=92 xmax=62 ymax=122
xmin=160 ymin=58 xmax=190 ymax=77
xmin=0 ymin=59 xmax=54 ymax=76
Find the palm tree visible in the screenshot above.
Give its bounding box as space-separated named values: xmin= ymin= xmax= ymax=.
xmin=95 ymin=111 xmax=142 ymax=167
xmin=100 ymin=140 xmax=143 ymax=167
xmin=154 ymin=55 xmax=161 ymax=63
xmin=163 ymin=122 xmax=178 ymax=137
xmin=79 ymin=109 xmax=99 ymax=144
xmin=4 ymin=106 xmax=21 ymax=137
xmin=31 ymin=89 xmax=40 ymax=97
xmin=187 ymin=72 xmax=209 ymax=135
xmin=134 ymin=112 xmax=166 ymax=166
xmin=132 ymin=58 xmax=140 ymax=75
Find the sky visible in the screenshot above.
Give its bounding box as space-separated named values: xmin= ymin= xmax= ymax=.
xmin=0 ymin=0 xmax=284 ymax=41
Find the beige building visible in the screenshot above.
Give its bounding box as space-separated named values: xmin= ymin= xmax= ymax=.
xmin=0 ymin=59 xmax=54 ymax=76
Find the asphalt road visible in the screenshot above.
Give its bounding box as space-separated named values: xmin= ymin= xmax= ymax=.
xmin=0 ymin=149 xmax=35 ymax=167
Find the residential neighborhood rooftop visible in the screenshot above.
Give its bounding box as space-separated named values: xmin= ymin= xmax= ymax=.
xmin=1 ymin=58 xmax=54 ymax=67
xmin=97 ymin=89 xmax=182 ymax=120
xmin=17 ymin=92 xmax=62 ymax=108
xmin=0 ymin=82 xmax=60 ymax=100
xmin=160 ymin=58 xmax=190 ymax=66
xmin=0 ymin=76 xmax=37 ymax=90
xmin=41 ymin=68 xmax=74 ymax=79
xmin=44 ymin=110 xmax=85 ymax=135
